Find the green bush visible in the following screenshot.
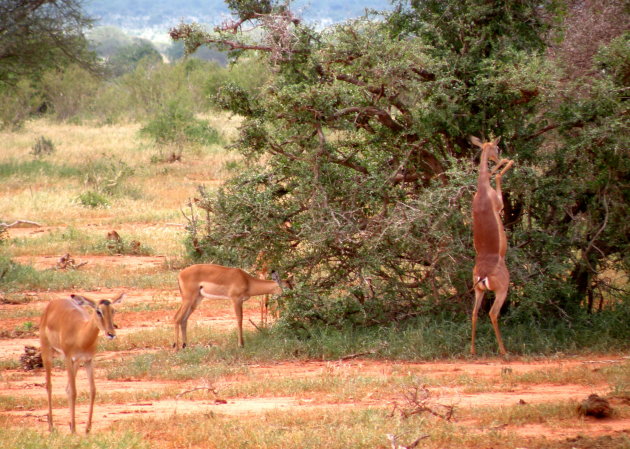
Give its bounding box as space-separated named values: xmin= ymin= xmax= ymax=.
xmin=140 ymin=100 xmax=222 ymax=160
xmin=83 ymin=156 xmax=134 ymax=196
xmin=40 ymin=64 xmax=99 ymax=121
xmin=175 ymin=1 xmax=629 ymax=349
xmin=0 ymin=80 xmax=40 ymax=130
xmin=106 ymin=40 xmax=163 ymax=77
xmin=77 ymin=190 xmax=110 ymax=208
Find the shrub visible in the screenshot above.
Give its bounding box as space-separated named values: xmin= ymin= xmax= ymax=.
xmin=40 ymin=64 xmax=99 ymax=121
xmin=77 ymin=190 xmax=110 ymax=208
xmin=30 ymin=136 xmax=56 ymax=158
xmin=83 ymin=156 xmax=134 ymax=196
xmin=140 ymin=101 xmax=222 ymax=160
xmin=0 ymin=80 xmax=40 ymax=130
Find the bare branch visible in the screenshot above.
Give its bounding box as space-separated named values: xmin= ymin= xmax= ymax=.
xmin=0 ymin=220 xmax=42 ymax=228
xmin=332 ymin=106 xmax=404 ymax=132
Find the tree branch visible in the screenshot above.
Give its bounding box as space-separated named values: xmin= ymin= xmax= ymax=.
xmin=332 ymin=106 xmax=404 ymax=132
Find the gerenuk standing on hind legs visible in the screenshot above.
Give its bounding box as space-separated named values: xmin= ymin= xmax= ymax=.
xmin=470 ymin=136 xmax=514 ymax=356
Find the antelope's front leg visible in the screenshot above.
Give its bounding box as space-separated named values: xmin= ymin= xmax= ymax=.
xmin=65 ymin=358 xmax=79 ymax=433
xmin=85 ymin=359 xmax=96 ymax=434
xmin=490 ymin=158 xmax=510 ymax=177
xmin=494 ymin=159 xmax=514 ymax=203
xmin=498 ymin=159 xmax=514 ymax=177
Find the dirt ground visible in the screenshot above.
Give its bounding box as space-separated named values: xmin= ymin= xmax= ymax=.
xmin=1 ymin=245 xmax=629 ymax=444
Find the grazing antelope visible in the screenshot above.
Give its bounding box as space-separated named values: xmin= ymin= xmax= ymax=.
xmin=470 ymin=136 xmax=514 ymax=355
xmin=40 ymin=292 xmax=125 ymax=433
xmin=173 ymin=263 xmax=288 ymax=349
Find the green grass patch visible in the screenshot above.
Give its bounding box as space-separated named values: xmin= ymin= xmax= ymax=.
xmin=0 ymin=360 xmax=20 ymax=370
xmin=105 ymin=346 xmax=248 ymax=381
xmin=0 ymin=426 xmax=148 ymax=449
xmin=0 ymin=159 xmax=81 ymax=180
xmin=505 ymin=364 xmax=620 ymax=386
xmin=0 ymin=306 xmax=40 ymax=319
xmin=8 ymin=227 xmax=159 ymax=257
xmin=0 ymin=256 xmax=176 ymax=292
xmin=0 ymin=395 xmax=39 ymax=412
xmin=266 ymin=308 xmax=630 ymax=360
xmin=219 ymin=372 xmax=393 ymax=401
xmin=468 ymin=400 xmax=582 ymax=426
xmin=103 ymin=311 xmax=630 ymax=369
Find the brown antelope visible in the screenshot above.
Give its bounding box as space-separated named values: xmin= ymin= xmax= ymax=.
xmin=470 ymin=136 xmax=514 ymax=355
xmin=40 ymin=292 xmax=125 ymax=433
xmin=173 ymin=263 xmax=288 ymax=349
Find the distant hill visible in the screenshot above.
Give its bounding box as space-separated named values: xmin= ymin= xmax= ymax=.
xmin=84 ymin=0 xmax=392 ymax=40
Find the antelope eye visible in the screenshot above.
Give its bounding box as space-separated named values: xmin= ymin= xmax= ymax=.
xmin=96 ymin=310 xmax=103 ymax=317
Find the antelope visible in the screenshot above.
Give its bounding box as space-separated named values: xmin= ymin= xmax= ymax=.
xmin=173 ymin=263 xmax=288 ymax=349
xmin=470 ymin=136 xmax=514 ymax=355
xmin=40 ymin=292 xmax=125 ymax=434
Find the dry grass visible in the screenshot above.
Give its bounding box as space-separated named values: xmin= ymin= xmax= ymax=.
xmin=0 ymin=115 xmax=240 ymax=228
xmin=1 ymin=118 xmax=629 ymax=449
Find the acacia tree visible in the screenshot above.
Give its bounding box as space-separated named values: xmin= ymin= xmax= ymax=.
xmin=172 ymin=0 xmax=629 ymax=332
xmin=0 ymin=0 xmax=97 ymax=87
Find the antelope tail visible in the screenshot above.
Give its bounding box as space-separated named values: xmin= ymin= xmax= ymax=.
xmin=475 ymin=276 xmax=491 ymax=290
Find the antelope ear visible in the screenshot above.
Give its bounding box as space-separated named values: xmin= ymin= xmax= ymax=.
xmin=492 ymin=136 xmax=501 ymax=145
xmin=112 ymin=293 xmax=126 ymax=304
xmin=469 ymin=136 xmax=483 ymax=148
xmin=71 ymin=294 xmax=96 ymax=309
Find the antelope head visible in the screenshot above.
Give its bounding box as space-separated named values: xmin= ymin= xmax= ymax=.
xmin=271 ymin=270 xmax=294 ymax=291
xmin=470 ymin=136 xmax=501 ymax=164
xmin=70 ymin=293 xmax=125 ymax=339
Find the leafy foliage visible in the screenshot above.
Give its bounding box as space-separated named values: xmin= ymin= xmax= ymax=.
xmin=40 ymin=64 xmax=100 ymax=121
xmin=176 ymin=0 xmax=629 ymax=336
xmin=140 ymin=101 xmax=222 ymax=161
xmin=0 ymin=0 xmax=98 ymax=88
xmin=106 ymin=40 xmax=163 ymax=77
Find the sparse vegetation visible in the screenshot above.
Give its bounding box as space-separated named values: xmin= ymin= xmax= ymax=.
xmin=0 ymin=1 xmax=628 ymax=447
xmin=30 ymin=136 xmax=56 ymax=158
xmin=77 ymin=190 xmax=111 ymax=208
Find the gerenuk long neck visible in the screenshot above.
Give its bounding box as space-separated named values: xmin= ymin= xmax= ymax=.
xmin=477 ymin=148 xmax=492 ymax=190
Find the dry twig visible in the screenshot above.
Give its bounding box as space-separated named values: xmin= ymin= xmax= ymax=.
xmin=390 ymin=383 xmax=455 ymax=421
xmin=176 ymin=381 xmax=227 ymax=404
xmin=54 ymin=253 xmax=88 ymax=270
xmin=387 ymin=433 xmax=429 ymax=449
xmin=339 ymin=342 xmax=388 ymax=361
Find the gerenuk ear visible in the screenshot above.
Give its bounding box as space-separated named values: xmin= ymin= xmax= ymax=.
xmin=492 ymin=136 xmax=501 ymax=145
xmin=469 ymin=136 xmax=483 ymax=148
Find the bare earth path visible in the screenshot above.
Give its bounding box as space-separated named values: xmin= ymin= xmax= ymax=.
xmin=1 ymin=237 xmax=628 ymax=445
xmin=1 ymin=355 xmax=629 ymax=437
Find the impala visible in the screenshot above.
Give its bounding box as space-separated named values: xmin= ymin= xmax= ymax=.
xmin=470 ymin=136 xmax=514 ymax=355
xmin=40 ymin=292 xmax=125 ymax=433
xmin=173 ymin=263 xmax=288 ymax=349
